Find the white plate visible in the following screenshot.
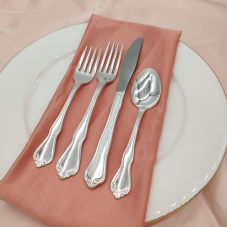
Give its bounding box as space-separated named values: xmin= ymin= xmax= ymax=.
xmin=0 ymin=23 xmax=227 ymax=223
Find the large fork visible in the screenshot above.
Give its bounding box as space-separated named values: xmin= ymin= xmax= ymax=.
xmin=56 ymin=42 xmax=123 ymax=179
xmin=33 ymin=46 xmax=101 ymax=167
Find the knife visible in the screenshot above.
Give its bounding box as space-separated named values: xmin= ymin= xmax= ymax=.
xmin=84 ymin=38 xmax=143 ymax=188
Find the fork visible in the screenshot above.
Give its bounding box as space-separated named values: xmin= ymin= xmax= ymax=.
xmin=56 ymin=42 xmax=123 ymax=179
xmin=33 ymin=46 xmax=101 ymax=167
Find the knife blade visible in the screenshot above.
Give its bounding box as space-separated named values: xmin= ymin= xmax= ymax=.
xmin=117 ymin=37 xmax=143 ymax=91
xmin=84 ymin=38 xmax=143 ymax=188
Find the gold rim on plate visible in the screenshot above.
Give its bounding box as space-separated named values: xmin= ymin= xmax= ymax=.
xmin=0 ymin=23 xmax=226 ymax=225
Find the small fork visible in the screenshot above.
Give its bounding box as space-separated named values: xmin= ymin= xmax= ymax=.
xmin=33 ymin=46 xmax=101 ymax=167
xmin=56 ymin=42 xmax=123 ymax=179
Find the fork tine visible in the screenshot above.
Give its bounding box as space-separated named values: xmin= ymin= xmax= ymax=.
xmin=92 ymin=49 xmax=101 ymax=75
xmin=76 ymin=46 xmax=87 ymax=71
xmin=109 ymin=43 xmax=119 ymax=74
xmin=114 ymin=45 xmax=123 ymax=75
xmin=87 ymin=48 xmax=96 ymax=73
xmin=83 ymin=47 xmax=92 ymax=72
xmin=99 ymin=42 xmax=110 ymax=72
xmin=103 ymin=43 xmax=115 ymax=73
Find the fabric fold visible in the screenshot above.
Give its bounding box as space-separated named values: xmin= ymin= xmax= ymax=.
xmin=0 ymin=14 xmax=181 ymax=227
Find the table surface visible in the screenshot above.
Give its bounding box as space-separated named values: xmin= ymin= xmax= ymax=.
xmin=0 ymin=0 xmax=227 ymax=226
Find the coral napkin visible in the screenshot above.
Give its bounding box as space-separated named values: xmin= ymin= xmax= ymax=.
xmin=0 ymin=15 xmax=181 ymax=227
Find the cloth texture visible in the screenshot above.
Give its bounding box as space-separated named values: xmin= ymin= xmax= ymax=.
xmin=0 ymin=1 xmax=227 ymax=227
xmin=0 ymin=14 xmax=181 ymax=227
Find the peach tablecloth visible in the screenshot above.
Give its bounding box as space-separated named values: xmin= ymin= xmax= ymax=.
xmin=0 ymin=0 xmax=227 ymax=227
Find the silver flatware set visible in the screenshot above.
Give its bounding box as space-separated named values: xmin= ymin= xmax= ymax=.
xmin=33 ymin=37 xmax=162 ymax=199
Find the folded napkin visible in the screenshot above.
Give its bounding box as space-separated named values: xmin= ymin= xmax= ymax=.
xmin=0 ymin=15 xmax=181 ymax=227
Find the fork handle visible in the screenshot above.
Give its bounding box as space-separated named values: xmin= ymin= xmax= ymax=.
xmin=110 ymin=109 xmax=144 ymax=199
xmin=84 ymin=91 xmax=125 ymax=188
xmin=33 ymin=82 xmax=81 ymax=167
xmin=56 ymin=81 xmax=105 ymax=179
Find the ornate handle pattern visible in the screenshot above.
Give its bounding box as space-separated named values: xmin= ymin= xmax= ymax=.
xmin=33 ymin=83 xmax=81 ymax=167
xmin=110 ymin=109 xmax=144 ymax=198
xmin=84 ymin=91 xmax=125 ymax=188
xmin=56 ymin=82 xmax=105 ymax=179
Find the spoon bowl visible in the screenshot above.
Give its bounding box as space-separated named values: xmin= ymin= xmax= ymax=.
xmin=131 ymin=68 xmax=161 ymax=111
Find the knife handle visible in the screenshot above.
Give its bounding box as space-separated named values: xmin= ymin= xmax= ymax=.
xmin=84 ymin=91 xmax=125 ymax=188
xmin=33 ymin=83 xmax=81 ymax=167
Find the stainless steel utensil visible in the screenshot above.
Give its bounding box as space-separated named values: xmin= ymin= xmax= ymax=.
xmin=84 ymin=38 xmax=143 ymax=188
xmin=33 ymin=46 xmax=101 ymax=167
xmin=110 ymin=68 xmax=161 ymax=199
xmin=56 ymin=42 xmax=123 ymax=179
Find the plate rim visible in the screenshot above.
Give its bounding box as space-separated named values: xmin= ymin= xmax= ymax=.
xmin=146 ymin=41 xmax=227 ymax=224
xmin=0 ymin=22 xmax=226 ymax=225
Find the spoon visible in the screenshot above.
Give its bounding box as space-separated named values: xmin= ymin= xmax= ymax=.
xmin=110 ymin=68 xmax=161 ymax=199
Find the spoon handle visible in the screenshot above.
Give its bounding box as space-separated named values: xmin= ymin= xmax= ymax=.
xmin=56 ymin=81 xmax=105 ymax=179
xmin=84 ymin=91 xmax=125 ymax=188
xmin=110 ymin=109 xmax=144 ymax=199
xmin=33 ymin=82 xmax=81 ymax=167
